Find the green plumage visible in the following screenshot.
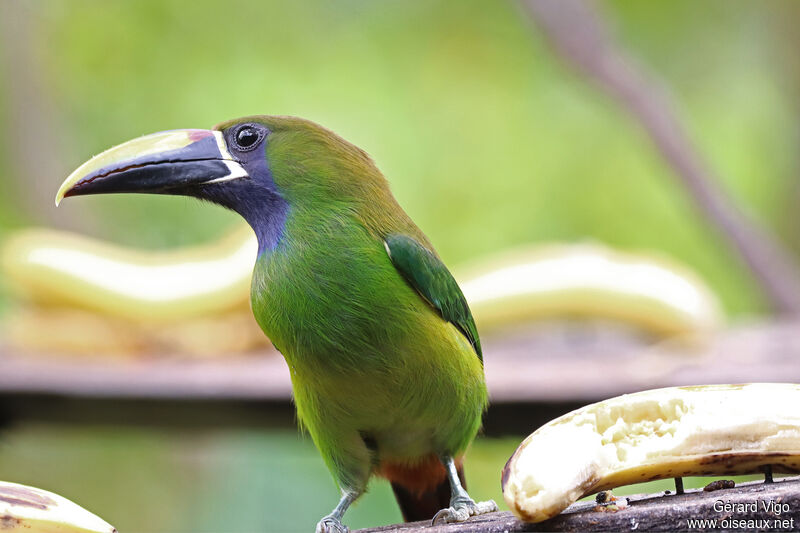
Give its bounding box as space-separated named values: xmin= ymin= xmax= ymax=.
xmin=243 ymin=116 xmax=488 ymax=494
xmin=385 ymin=234 xmax=482 ymax=362
xmin=58 ymin=113 xmax=495 ymax=529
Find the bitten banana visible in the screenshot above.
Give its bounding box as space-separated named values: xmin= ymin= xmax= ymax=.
xmin=0 ymin=480 xmax=115 ymax=533
xmin=502 ymin=383 xmax=800 ymax=523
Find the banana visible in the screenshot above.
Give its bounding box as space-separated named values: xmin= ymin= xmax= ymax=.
xmin=502 ymin=383 xmax=800 ymax=523
xmin=0 ymin=480 xmax=115 ymax=533
xmin=459 ymin=243 xmax=722 ymax=338
xmin=1 ymin=225 xmax=256 ymax=323
xmin=1 ymin=227 xmax=722 ymax=339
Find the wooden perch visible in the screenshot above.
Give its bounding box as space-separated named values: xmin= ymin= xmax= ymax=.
xmin=358 ymin=477 xmax=800 ymax=532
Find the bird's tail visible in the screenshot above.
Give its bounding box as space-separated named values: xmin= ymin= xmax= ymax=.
xmin=380 ymin=455 xmax=465 ymax=522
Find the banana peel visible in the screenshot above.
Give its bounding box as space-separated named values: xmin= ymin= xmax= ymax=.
xmin=502 ymin=383 xmax=800 ymax=523
xmin=0 ymin=480 xmax=115 ymax=533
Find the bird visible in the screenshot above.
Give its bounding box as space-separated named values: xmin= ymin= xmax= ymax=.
xmin=56 ymin=115 xmax=497 ymax=532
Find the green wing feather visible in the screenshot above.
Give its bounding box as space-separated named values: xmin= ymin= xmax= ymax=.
xmin=384 ymin=234 xmax=482 ymax=363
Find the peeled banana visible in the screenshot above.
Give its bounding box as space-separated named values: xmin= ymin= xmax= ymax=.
xmin=0 ymin=480 xmax=115 ymax=533
xmin=502 ymin=383 xmax=800 ymax=523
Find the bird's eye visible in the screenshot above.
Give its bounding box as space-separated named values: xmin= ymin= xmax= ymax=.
xmin=234 ymin=125 xmax=262 ymax=150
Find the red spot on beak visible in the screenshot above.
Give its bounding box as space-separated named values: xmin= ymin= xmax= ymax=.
xmin=188 ymin=130 xmax=214 ymax=142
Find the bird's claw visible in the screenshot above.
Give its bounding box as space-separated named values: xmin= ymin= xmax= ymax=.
xmin=315 ymin=515 xmax=349 ymax=533
xmin=432 ymin=505 xmax=470 ymax=524
xmin=431 ymin=498 xmax=498 ymax=525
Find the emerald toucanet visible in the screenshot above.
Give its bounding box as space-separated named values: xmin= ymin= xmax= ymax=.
xmin=56 ymin=116 xmax=497 ymax=532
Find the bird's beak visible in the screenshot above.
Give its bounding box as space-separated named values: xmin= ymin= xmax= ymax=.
xmin=55 ymin=129 xmax=248 ymax=206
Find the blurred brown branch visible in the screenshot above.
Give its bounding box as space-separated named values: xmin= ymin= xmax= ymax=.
xmin=0 ymin=1 xmax=84 ymax=228
xmin=521 ymin=0 xmax=800 ymax=315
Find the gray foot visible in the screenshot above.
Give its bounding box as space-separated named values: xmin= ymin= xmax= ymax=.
xmin=315 ymin=515 xmax=349 ymax=533
xmin=432 ymin=496 xmax=498 ymax=525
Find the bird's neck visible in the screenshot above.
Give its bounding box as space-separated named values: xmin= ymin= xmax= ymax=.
xmin=204 ymin=181 xmax=289 ymax=253
xmin=244 ymin=190 xmax=289 ymax=254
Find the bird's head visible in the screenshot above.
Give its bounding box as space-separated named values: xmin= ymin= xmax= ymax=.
xmin=56 ymin=115 xmax=389 ymax=251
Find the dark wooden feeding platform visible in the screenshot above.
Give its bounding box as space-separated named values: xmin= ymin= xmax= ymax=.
xmin=2 ymin=319 xmax=800 ymax=531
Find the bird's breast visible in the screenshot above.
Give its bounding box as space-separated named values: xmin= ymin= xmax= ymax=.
xmin=249 ymin=231 xmax=424 ymax=372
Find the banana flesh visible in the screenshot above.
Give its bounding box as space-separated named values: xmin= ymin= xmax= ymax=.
xmin=502 ymin=383 xmax=800 ymax=523
xmin=0 ymin=480 xmax=115 ymax=533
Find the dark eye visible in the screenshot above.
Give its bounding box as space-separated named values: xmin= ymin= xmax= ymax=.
xmin=234 ymin=125 xmax=262 ymax=150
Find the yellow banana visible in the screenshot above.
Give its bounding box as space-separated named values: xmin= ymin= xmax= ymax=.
xmin=1 ymin=225 xmax=255 ymax=322
xmin=0 ymin=480 xmax=115 ymax=533
xmin=2 ymin=227 xmax=721 ymax=335
xmin=1 ymin=228 xmax=722 ymax=356
xmin=502 ymin=383 xmax=800 ymax=523
xmin=459 ymin=243 xmax=722 ymax=338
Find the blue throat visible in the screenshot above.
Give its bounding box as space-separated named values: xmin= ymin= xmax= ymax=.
xmin=234 ymin=183 xmax=288 ymax=254
xmin=201 ymin=150 xmax=289 ymax=254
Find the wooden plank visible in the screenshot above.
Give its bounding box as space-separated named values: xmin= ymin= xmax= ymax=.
xmin=0 ymin=348 xmax=291 ymax=399
xmin=357 ymin=477 xmax=800 ymax=532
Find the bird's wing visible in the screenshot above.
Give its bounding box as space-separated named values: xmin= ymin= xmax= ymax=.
xmin=384 ymin=234 xmax=482 ymax=363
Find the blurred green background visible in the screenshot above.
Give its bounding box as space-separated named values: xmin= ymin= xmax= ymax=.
xmin=0 ymin=0 xmax=798 ymax=531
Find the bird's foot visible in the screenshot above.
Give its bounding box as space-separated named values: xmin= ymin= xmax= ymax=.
xmin=315 ymin=515 xmax=349 ymax=533
xmin=431 ymin=496 xmax=498 ymax=525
